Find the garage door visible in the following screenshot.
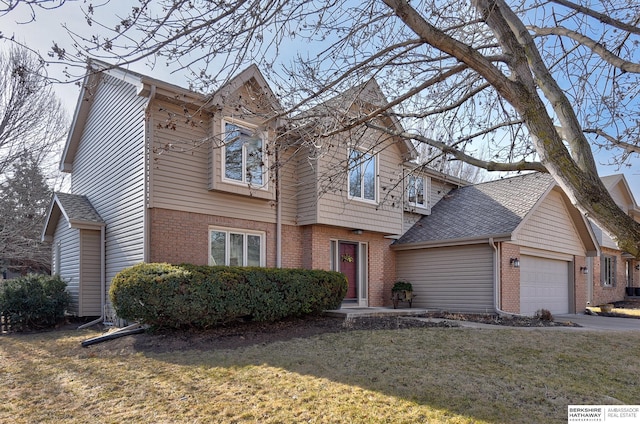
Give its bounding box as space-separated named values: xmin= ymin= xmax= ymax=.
xmin=396 ymin=244 xmax=494 ymax=313
xmin=520 ymin=255 xmax=570 ymax=315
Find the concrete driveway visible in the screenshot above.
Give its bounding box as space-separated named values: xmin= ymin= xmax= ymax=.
xmin=556 ymin=314 xmax=640 ymax=331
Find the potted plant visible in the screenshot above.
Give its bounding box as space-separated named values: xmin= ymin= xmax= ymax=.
xmin=391 ymin=280 xmax=414 ymax=309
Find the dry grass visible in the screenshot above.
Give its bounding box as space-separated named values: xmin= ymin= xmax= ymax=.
xmin=2 ymin=326 xmax=640 ymax=423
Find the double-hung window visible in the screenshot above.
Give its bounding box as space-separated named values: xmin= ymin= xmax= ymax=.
xmin=407 ymin=175 xmax=427 ymax=208
xmin=223 ymin=122 xmax=265 ymax=187
xmin=209 ymin=227 xmax=264 ymax=267
xmin=602 ymin=255 xmax=616 ymax=286
xmin=348 ymin=149 xmax=376 ymax=202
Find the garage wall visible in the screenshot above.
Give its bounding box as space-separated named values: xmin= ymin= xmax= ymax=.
xmin=516 ymin=189 xmax=585 ymax=256
xmin=396 ymin=244 xmax=494 ymax=313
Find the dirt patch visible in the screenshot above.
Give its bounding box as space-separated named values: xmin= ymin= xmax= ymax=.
xmin=81 ymin=311 xmax=585 ymax=354
xmin=427 ymin=311 xmax=580 ymax=327
xmin=83 ymin=315 xmax=454 ymax=354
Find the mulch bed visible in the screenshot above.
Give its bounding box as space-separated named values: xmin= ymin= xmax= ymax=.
xmin=80 ymin=312 xmax=581 ymax=354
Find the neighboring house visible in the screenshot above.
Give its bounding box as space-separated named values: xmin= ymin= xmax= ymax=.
xmin=41 ymin=60 xmax=462 ymax=318
xmin=587 ymin=174 xmax=640 ymax=306
xmin=393 ymin=173 xmax=602 ymax=315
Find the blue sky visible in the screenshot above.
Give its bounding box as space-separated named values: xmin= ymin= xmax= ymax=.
xmin=1 ymin=1 xmax=637 ymax=201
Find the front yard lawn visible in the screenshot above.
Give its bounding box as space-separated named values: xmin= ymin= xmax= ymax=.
xmin=2 ymin=325 xmax=639 ymax=423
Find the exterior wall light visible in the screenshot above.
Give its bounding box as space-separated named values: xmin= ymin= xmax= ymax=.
xmin=636 ymin=264 xmax=640 ymax=271
xmin=510 ymin=257 xmax=520 ymax=268
xmin=580 ymin=266 xmax=588 ymax=274
xmin=352 ymin=229 xmax=363 ymax=235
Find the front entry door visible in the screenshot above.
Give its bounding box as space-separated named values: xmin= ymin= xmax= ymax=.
xmin=339 ymin=242 xmax=358 ymax=300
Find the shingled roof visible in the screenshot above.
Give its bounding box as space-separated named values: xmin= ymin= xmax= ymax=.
xmin=53 ymin=192 xmax=104 ymax=224
xmin=395 ymin=173 xmax=555 ymax=246
xmin=42 ymin=192 xmax=104 ymax=241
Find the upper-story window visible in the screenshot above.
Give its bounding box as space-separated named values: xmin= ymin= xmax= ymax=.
xmin=223 ymin=122 xmax=265 ymax=187
xmin=348 ymin=149 xmax=377 ymax=202
xmin=407 ymin=175 xmax=428 ymax=209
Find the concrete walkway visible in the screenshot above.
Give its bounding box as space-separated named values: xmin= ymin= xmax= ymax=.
xmin=324 ymin=307 xmax=640 ymax=332
xmin=555 ymin=313 xmax=640 ymax=332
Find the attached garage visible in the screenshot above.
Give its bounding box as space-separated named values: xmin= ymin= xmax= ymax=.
xmin=393 ymin=173 xmax=599 ymax=315
xmin=396 ymin=244 xmax=494 ymax=314
xmin=519 ymin=255 xmax=571 ymax=315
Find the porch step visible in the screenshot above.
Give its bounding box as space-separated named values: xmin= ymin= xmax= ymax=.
xmin=323 ymin=307 xmax=430 ymax=319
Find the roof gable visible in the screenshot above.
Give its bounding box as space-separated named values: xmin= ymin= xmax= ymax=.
xmin=395 ymin=172 xmax=599 ymax=254
xmin=293 ymin=79 xmax=417 ymax=161
xmin=601 ymin=174 xmax=639 ymax=214
xmin=210 ymin=64 xmax=283 ymax=118
xmin=42 ymin=193 xmax=104 ymax=241
xmin=395 ymin=173 xmax=556 ymax=246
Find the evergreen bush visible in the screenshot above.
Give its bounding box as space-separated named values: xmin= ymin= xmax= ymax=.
xmin=110 ymin=263 xmax=347 ymax=328
xmin=0 ymin=274 xmax=70 ymax=331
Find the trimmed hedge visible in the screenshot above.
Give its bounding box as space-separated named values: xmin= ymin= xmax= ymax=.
xmin=109 ymin=263 xmax=348 ymax=328
xmin=0 ymin=274 xmax=70 ymax=332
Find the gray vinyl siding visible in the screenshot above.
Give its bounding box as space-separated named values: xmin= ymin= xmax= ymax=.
xmin=516 ymin=189 xmax=586 ymax=256
xmin=296 ymin=151 xmax=320 ymax=225
xmin=53 ymin=215 xmax=80 ymax=315
xmin=296 ymin=133 xmax=405 ymax=234
xmin=396 ymin=244 xmax=495 ymax=313
xmin=150 ymin=100 xmax=277 ymax=223
xmin=279 ymin=148 xmax=299 ymax=225
xmin=79 ymin=230 xmax=102 ymax=316
xmin=70 ymin=73 xmax=147 ymax=291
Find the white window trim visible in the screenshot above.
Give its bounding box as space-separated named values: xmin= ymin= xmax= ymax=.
xmin=407 ymin=174 xmax=430 ymax=209
xmin=208 ymin=226 xmax=266 ymax=267
xmin=347 ymin=147 xmax=378 ymax=204
xmin=602 ymin=255 xmax=616 ymax=287
xmin=221 ymin=118 xmax=268 ymax=190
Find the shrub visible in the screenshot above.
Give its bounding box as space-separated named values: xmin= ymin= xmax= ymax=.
xmin=535 ymin=309 xmax=554 ymax=322
xmin=110 ymin=263 xmax=348 ymax=328
xmin=392 ymin=280 xmax=413 ymax=292
xmin=0 ymin=274 xmax=71 ymax=332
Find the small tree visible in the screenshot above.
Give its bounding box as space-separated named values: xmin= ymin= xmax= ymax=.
xmin=0 ymin=152 xmax=53 ymax=273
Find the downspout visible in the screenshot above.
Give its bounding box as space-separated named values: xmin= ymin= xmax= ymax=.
xmin=142 ymin=84 xmax=156 ymax=263
xmin=78 ymin=225 xmax=106 ymax=329
xmin=489 ymin=237 xmax=528 ymax=317
xmin=275 ymin=145 xmax=282 ymax=268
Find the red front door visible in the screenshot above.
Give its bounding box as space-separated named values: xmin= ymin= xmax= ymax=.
xmin=339 ymin=242 xmax=358 ymax=299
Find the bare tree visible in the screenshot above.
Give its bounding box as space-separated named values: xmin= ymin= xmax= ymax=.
xmin=7 ymin=0 xmax=640 ymax=256
xmin=0 ymin=46 xmax=68 ymax=176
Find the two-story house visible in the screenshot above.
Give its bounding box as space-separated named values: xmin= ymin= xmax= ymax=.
xmin=42 ymin=61 xmax=462 ymax=320
xmin=42 ymin=61 xmax=638 ymax=321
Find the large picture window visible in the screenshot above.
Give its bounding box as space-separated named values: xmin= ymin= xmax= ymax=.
xmin=209 ymin=227 xmax=264 ymax=267
xmin=407 ymin=175 xmax=428 ymax=208
xmin=223 ymin=122 xmax=265 ymax=186
xmin=348 ymin=149 xmax=376 ymax=202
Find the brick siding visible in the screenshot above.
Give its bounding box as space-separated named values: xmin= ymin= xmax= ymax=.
xmin=500 ymin=242 xmax=520 ymax=313
xmin=150 ymin=208 xmax=394 ymax=306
